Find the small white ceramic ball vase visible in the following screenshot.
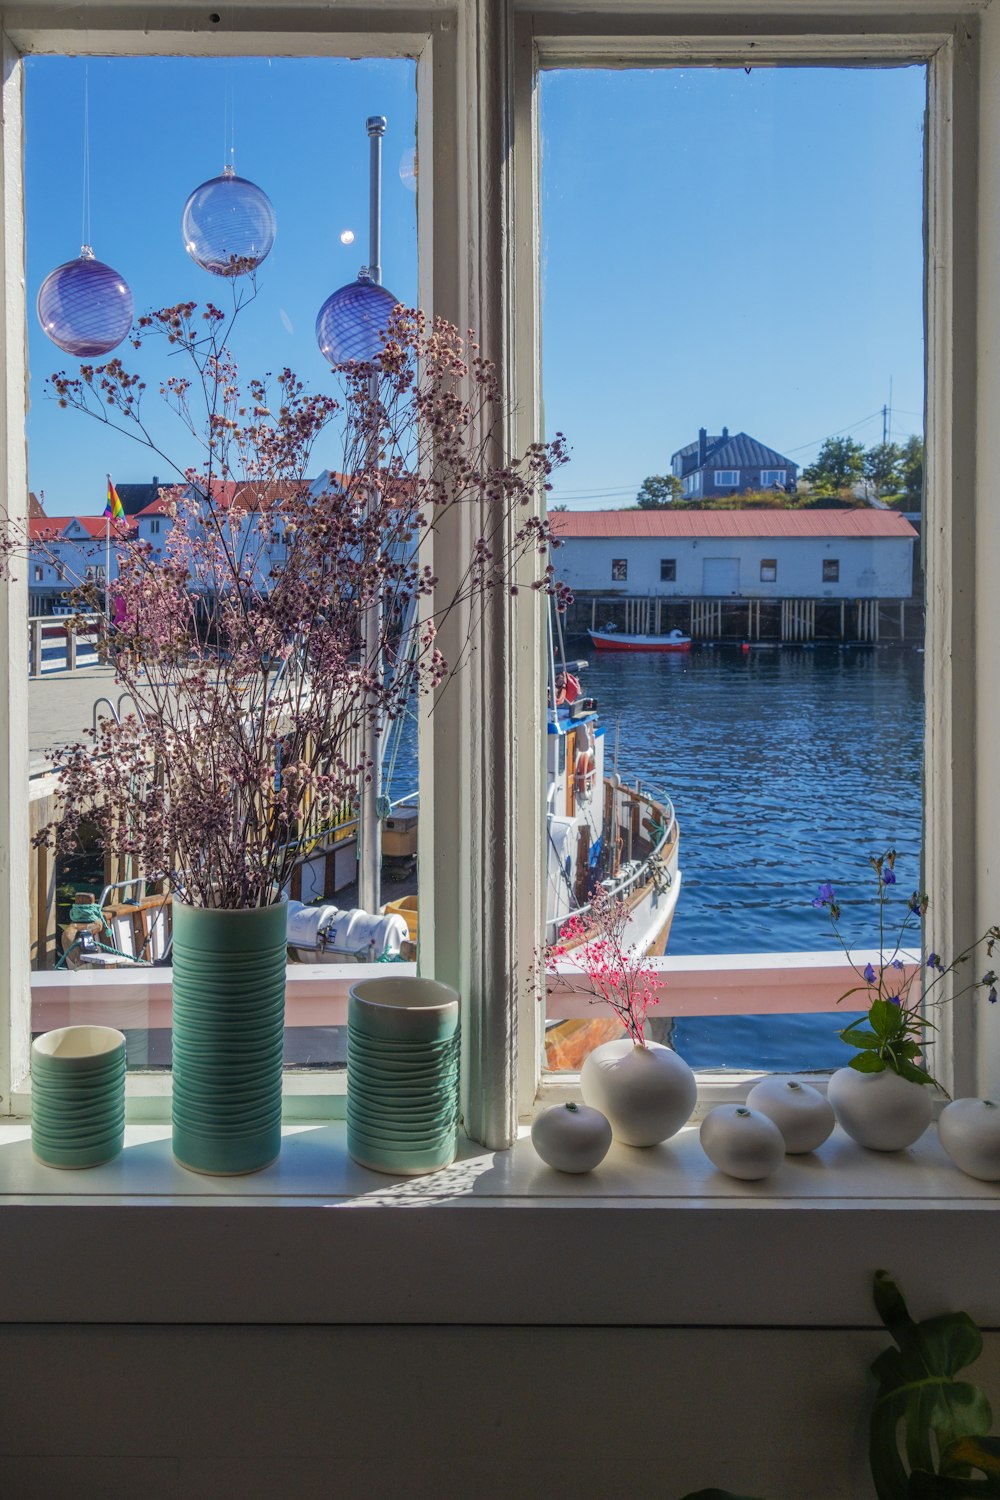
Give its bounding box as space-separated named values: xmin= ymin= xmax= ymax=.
xmin=746 ymin=1077 xmax=835 ymax=1154
xmin=938 ymin=1098 xmax=1000 ymax=1181
xmin=530 ymin=1102 xmax=613 ymax=1174
xmin=827 ymin=1065 xmax=933 ymax=1151
xmin=699 ymin=1105 xmax=785 ymax=1181
xmin=580 ymin=1038 xmax=696 ymax=1148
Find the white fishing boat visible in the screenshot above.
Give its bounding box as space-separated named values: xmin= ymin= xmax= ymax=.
xmin=544 ymin=666 xmax=681 ymax=957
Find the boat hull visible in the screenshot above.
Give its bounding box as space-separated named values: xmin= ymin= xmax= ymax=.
xmin=588 ymin=630 xmax=691 ymax=653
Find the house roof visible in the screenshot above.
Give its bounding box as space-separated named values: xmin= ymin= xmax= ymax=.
xmin=549 ymin=509 xmax=919 ymax=540
xmin=29 ymin=514 xmax=138 ymax=540
xmin=28 ymin=515 xmax=72 ymax=539
xmin=670 ymin=431 xmax=796 ymax=472
xmin=156 ymin=479 xmax=310 ymax=513
xmin=115 ymin=480 xmax=165 ymax=517
xmin=70 ymin=516 xmax=138 ymax=539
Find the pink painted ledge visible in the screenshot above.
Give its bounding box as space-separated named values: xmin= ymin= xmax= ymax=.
xmin=29 ymin=951 xmax=919 ymax=1031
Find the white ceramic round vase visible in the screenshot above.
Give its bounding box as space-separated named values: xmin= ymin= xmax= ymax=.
xmin=938 ymin=1098 xmax=1000 ymax=1181
xmin=746 ymin=1077 xmax=835 ymax=1154
xmin=531 ymin=1102 xmax=612 ymax=1174
xmin=580 ymin=1038 xmax=696 ymax=1148
xmin=699 ymin=1105 xmax=785 ymax=1181
xmin=827 ymin=1065 xmax=933 ymax=1151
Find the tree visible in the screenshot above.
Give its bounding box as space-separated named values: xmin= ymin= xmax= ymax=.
xmin=900 ymin=434 xmax=924 ymax=507
xmin=803 ymin=436 xmax=865 ymax=494
xmin=863 ymin=441 xmax=903 ymax=501
xmin=635 ymin=473 xmax=681 ymax=509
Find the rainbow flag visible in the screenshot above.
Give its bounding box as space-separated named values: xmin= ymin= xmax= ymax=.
xmin=104 ymin=477 xmax=124 ymax=522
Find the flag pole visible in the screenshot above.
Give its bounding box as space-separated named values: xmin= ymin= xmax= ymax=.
xmin=105 ymin=472 xmax=112 ymax=620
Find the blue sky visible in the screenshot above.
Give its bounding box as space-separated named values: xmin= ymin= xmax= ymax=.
xmin=25 ymin=56 xmax=418 ymax=513
xmin=541 ymin=65 xmax=926 ymax=505
xmin=24 ymin=57 xmax=924 ymax=514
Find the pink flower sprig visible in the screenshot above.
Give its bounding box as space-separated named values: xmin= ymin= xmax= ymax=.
xmin=6 ymin=293 xmax=571 ymax=910
xmin=545 ymin=887 xmax=664 ymax=1046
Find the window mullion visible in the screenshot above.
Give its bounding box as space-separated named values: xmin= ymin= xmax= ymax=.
xmin=418 ymin=0 xmax=530 ymax=1150
xmin=0 ymin=34 xmax=31 ymax=1115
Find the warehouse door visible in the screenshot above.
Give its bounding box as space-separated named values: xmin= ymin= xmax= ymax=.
xmin=702 ymin=557 xmax=741 ymax=595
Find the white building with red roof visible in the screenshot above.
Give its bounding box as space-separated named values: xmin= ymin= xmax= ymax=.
xmin=549 ymin=508 xmax=918 ymax=601
xmin=28 ymin=513 xmax=137 ymax=612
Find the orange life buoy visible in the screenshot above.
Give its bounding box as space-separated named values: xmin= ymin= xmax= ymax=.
xmin=575 ymin=748 xmax=596 ymax=800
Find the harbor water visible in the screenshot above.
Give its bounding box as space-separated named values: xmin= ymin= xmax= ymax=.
xmin=577 ymin=639 xmax=924 ymax=1072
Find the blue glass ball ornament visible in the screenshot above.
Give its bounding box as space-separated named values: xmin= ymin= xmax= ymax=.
xmin=182 ymin=165 xmax=276 ymax=276
xmin=36 ymin=246 xmax=134 ymax=358
xmin=315 ymin=274 xmax=399 ymax=365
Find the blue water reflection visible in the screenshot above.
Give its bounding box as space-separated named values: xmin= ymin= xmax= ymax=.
xmin=580 ymin=640 xmax=923 ymax=1070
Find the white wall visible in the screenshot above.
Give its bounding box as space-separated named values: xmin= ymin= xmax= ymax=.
xmin=2 ymin=1323 xmax=998 ymax=1498
xmin=556 ymin=535 xmax=915 ymax=598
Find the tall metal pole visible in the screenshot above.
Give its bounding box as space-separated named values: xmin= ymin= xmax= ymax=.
xmin=104 ymin=472 xmax=113 ymax=622
xmin=358 ymin=116 xmax=387 ymax=917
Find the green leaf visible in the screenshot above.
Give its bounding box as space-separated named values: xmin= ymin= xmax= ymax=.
xmin=870 ymin=1274 xmax=993 ymax=1500
xmin=677 ymin=1492 xmax=767 ymax=1500
xmin=872 ymin=998 xmax=908 ymax=1037
xmin=894 ymin=1060 xmax=935 ymax=1086
xmin=851 ymin=1052 xmax=889 ymax=1073
xmin=840 ymin=1025 xmax=882 ymax=1048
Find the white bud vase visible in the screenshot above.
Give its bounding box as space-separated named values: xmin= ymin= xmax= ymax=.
xmin=580 ymin=1038 xmax=696 ymax=1147
xmin=827 ymin=1065 xmax=933 ymax=1151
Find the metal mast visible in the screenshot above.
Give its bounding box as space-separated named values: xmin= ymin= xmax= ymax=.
xmin=357 ymin=115 xmax=387 ymax=916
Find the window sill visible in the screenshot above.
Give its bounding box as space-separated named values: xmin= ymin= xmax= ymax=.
xmin=0 ymin=1120 xmax=998 ymax=1330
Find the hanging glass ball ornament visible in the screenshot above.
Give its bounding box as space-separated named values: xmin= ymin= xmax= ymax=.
xmin=316 ymin=273 xmax=399 ymax=365
xmin=36 ymin=245 xmax=134 ymax=358
xmin=182 ymin=165 xmax=276 ymax=276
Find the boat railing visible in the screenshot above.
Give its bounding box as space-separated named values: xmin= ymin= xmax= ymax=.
xmin=546 ymin=781 xmax=676 ymax=945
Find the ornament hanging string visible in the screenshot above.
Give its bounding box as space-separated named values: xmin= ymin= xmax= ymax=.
xmin=81 ymin=61 xmax=91 ymax=249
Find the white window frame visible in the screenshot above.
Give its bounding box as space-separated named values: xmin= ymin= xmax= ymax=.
xmin=514 ymin=6 xmax=992 ymax=1115
xmin=611 ymin=557 xmax=628 ymax=580
xmin=823 ymin=558 xmax=840 ymax=583
xmin=760 ymin=468 xmax=786 ymax=485
xmin=0 ymin=1 xmax=994 ymax=1152
xmin=713 ymin=468 xmax=740 ymax=486
xmin=149 ymin=518 xmax=160 ymax=535
xmin=760 ymin=558 xmax=778 ymax=582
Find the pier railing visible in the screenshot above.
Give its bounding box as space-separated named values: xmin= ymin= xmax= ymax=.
xmin=28 ymin=613 xmax=101 ymax=676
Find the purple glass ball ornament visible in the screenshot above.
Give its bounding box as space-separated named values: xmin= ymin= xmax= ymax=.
xmin=316 ymin=274 xmax=399 ymax=365
xmin=36 ymin=246 xmax=134 ymax=358
xmin=182 ymin=165 xmax=276 ymax=276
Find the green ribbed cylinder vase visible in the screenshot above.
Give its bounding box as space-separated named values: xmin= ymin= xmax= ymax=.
xmin=171 ymin=898 xmax=287 ymax=1175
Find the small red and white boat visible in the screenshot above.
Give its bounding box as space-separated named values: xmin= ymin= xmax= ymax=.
xmin=588 ymin=626 xmax=692 ymax=653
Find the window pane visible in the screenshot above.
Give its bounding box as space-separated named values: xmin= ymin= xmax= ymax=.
xmin=26 ymin=55 xmax=419 ymax=1072
xmin=541 ymin=64 xmax=926 ymax=1074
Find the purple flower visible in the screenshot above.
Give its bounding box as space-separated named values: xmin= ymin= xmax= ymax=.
xmin=882 ymin=867 xmax=897 ymax=886
xmin=927 ymin=952 xmax=941 ymax=970
xmin=908 ymin=892 xmax=926 ymax=914
xmin=888 ymin=994 xmax=901 ymax=1006
xmin=864 ymin=963 xmax=877 ymax=984
xmin=812 ymin=882 xmax=836 ymax=909
xmin=990 ymin=989 xmax=998 ymax=1005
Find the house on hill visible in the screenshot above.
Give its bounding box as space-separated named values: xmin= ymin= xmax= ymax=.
xmin=671 ymin=426 xmax=799 ymax=499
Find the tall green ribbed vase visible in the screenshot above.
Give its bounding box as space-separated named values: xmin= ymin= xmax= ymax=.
xmin=171 ymin=898 xmax=287 ymax=1175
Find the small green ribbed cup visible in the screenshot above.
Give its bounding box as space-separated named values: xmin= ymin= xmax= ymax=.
xmin=171 ymin=898 xmax=287 ymax=1176
xmin=32 ymin=1026 xmax=126 ymax=1169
